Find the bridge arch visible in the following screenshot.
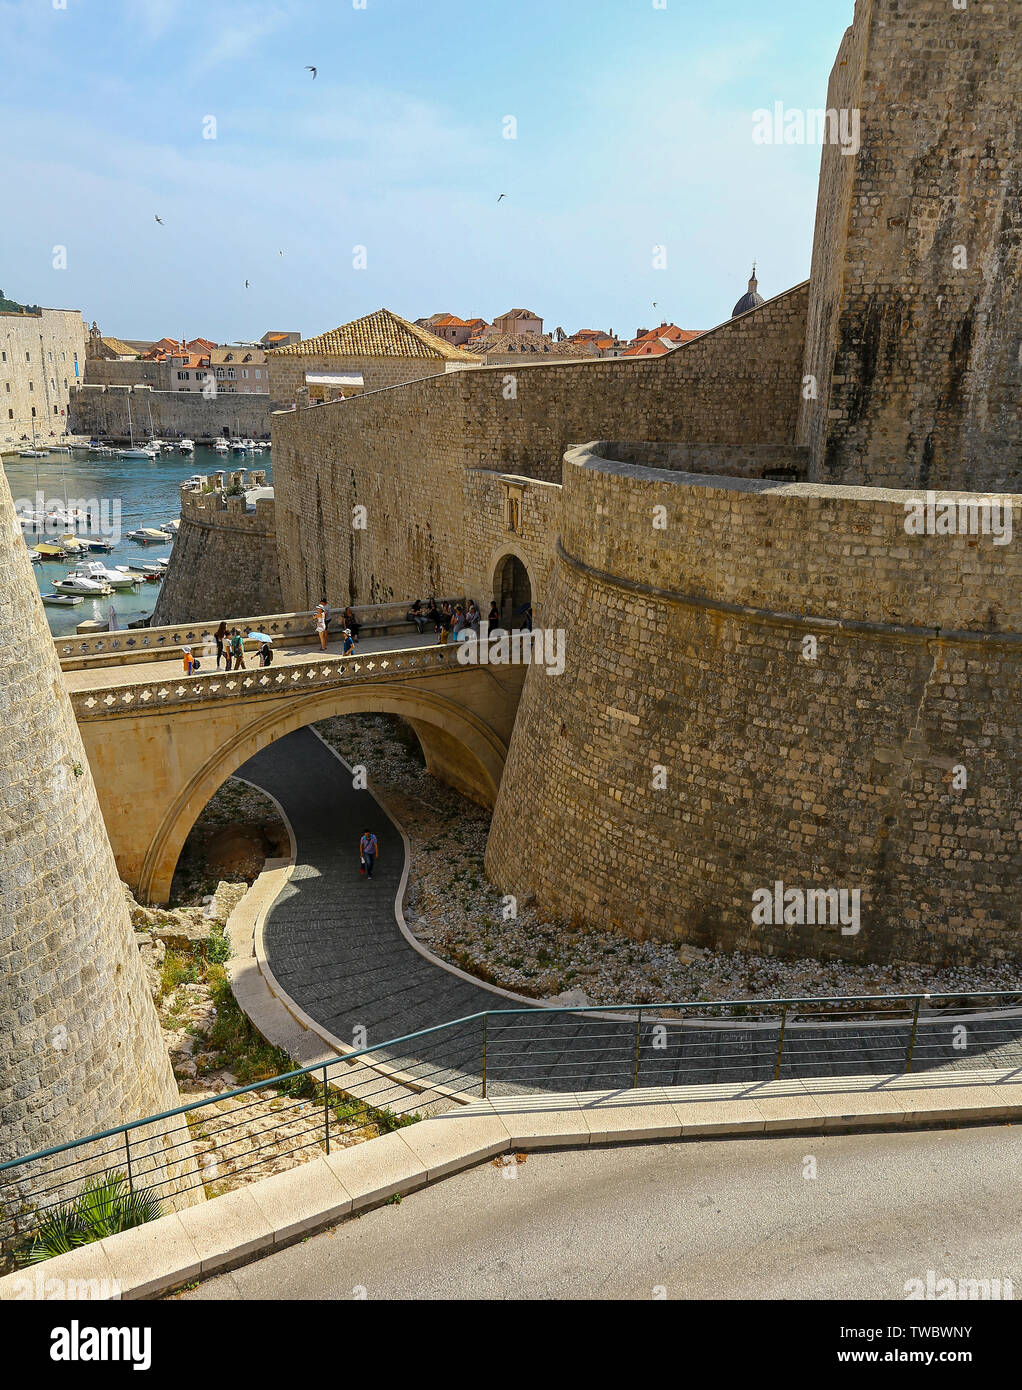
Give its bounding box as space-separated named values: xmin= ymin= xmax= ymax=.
xmin=136 ymin=683 xmax=507 ymax=905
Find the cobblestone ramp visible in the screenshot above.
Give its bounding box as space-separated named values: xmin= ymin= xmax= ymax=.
xmin=240 ymin=730 xmax=1022 ymax=1098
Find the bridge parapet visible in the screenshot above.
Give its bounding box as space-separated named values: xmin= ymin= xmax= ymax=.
xmin=56 ymin=598 xmax=463 ymax=670
xmin=71 ymin=641 xmax=474 ymax=720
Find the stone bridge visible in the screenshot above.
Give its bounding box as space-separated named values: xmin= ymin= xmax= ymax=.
xmin=59 ymin=604 xmax=525 ymax=904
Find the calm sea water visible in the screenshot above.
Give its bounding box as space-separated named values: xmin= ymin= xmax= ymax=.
xmin=4 ymin=445 xmax=272 ymax=637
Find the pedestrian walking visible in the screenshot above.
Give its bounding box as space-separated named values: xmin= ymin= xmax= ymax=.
xmin=182 ymin=645 xmax=196 ymax=676
xmin=315 ymin=604 xmax=328 ymax=652
xmin=230 ymin=628 xmax=246 ymax=670
xmin=342 ymin=627 xmax=356 ymax=655
xmin=214 ymin=620 xmax=228 ymax=670
xmin=359 ymin=829 xmax=378 ymax=879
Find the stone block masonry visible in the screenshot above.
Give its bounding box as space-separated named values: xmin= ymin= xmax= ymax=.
xmin=152 ymin=486 xmax=282 ymax=625
xmin=0 ymin=308 xmax=87 ymax=443
xmin=271 ymin=283 xmax=810 ymax=613
xmin=485 ymin=443 xmax=1022 ymax=966
xmin=798 ymin=0 xmax=1021 ymax=491
xmin=0 ymin=463 xmax=199 ymax=1230
xmin=68 ymin=384 xmax=270 ymax=442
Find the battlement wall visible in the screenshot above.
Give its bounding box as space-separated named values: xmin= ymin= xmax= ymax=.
xmin=152 ymin=482 xmax=281 ymax=625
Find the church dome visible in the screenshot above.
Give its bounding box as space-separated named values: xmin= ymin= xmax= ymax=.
xmin=732 ymin=267 xmax=764 ymax=317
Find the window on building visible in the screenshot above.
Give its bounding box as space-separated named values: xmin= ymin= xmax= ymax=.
xmin=4 ymin=382 xmax=8 ymax=392
xmin=61 ymin=351 xmax=66 ymax=361
xmin=31 ymin=406 xmax=36 ymax=417
xmin=216 ymin=367 xmax=225 ymax=379
xmin=227 ymin=368 xmax=235 ymax=379
xmin=7 ymin=409 xmax=12 ymax=419
xmin=54 ymin=405 xmax=58 ymax=414
xmin=1 ymin=350 xmax=5 ymax=362
xmin=177 ymin=371 xmax=188 ymax=380
xmin=48 ymin=350 xmax=53 ymax=362
xmin=242 ymin=369 xmax=248 ymax=379
xmin=28 ymin=381 xmax=33 ymax=391
xmin=63 ymin=379 xmax=67 ymax=389
xmin=255 ymin=369 xmax=261 ymax=379
xmin=50 ymin=378 xmax=56 ymax=390
xmin=25 ymin=351 xmax=30 ymax=362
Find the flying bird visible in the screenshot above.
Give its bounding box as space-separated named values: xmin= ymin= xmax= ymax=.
xmin=652 ymin=301 xmax=657 ymax=309
xmin=497 ymin=193 xmax=506 ymax=202
xmin=244 ymin=279 xmax=250 ymax=289
xmin=278 ymin=249 xmax=284 ymax=256
xmin=306 ymin=65 xmax=317 ymax=79
xmin=154 ymin=215 xmax=164 ymax=225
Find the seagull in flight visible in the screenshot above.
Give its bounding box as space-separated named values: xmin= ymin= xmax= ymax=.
xmin=278 ymin=249 xmax=284 ymax=256
xmin=306 ymin=65 xmax=317 ymax=79
xmin=154 ymin=214 xmax=164 ymax=225
xmin=497 ymin=193 xmax=506 ymax=202
xmin=244 ymin=279 xmax=250 ymax=289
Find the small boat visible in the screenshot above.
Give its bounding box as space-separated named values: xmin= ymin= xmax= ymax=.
xmin=18 ymin=449 xmax=47 ymax=458
xmin=29 ymin=549 xmax=41 ymax=564
xmin=214 ymin=439 xmax=230 ymax=454
xmin=33 ymin=542 xmax=69 ymax=560
xmin=53 ymin=573 xmax=113 ymax=597
xmin=78 ymin=536 xmax=114 ymax=553
xmin=126 ymin=527 xmax=173 ymax=544
xmin=179 ymin=438 xmax=195 ymax=452
xmin=41 ymin=592 xmax=83 ymax=606
xmin=69 ymin=561 xmax=139 ymax=591
xmin=119 ymin=447 xmax=151 ymax=460
xmin=160 ymin=519 xmax=181 ymax=534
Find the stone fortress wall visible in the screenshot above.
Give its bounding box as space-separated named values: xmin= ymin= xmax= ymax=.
xmin=0 ymin=307 xmax=87 ymax=443
xmin=0 ymin=463 xmax=198 ymax=1217
xmin=68 ymin=383 xmax=270 ymax=442
xmin=485 ymin=443 xmax=1021 ymax=965
xmin=152 ymin=474 xmax=282 ymax=625
xmin=798 ymin=0 xmax=1021 ymax=492
xmin=270 ymin=282 xmax=810 ymax=613
xmin=267 ymin=352 xmax=450 ymax=408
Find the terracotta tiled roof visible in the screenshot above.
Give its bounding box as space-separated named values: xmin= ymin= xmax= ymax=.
xmin=99 ymin=336 xmax=138 ymax=357
xmin=269 ymin=308 xmax=481 ymax=362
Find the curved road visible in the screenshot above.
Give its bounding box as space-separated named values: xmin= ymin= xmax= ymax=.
xmin=238 ymin=729 xmax=1022 ymax=1097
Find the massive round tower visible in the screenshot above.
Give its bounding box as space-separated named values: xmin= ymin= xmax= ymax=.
xmin=0 ymin=464 xmax=195 ymax=1233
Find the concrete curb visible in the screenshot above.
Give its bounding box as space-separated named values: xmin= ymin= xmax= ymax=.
xmin=3 ymin=1069 xmax=1019 ymax=1301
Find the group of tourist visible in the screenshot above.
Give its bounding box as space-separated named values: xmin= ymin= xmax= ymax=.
xmin=316 ymin=601 xmax=360 ymax=655
xmin=406 ymin=598 xmax=490 ymax=643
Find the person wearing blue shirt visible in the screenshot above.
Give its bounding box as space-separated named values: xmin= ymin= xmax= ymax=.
xmin=359 ymin=830 xmax=378 ymax=879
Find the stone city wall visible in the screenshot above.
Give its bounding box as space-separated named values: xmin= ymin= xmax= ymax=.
xmin=68 ymin=384 xmax=270 ymax=442
xmin=798 ymin=0 xmax=1021 ymax=492
xmin=152 ymin=487 xmax=282 ymax=625
xmin=266 ymin=352 xmax=449 ymax=408
xmin=485 ymin=442 xmax=1022 ymax=966
xmin=271 ymin=283 xmax=810 ymax=612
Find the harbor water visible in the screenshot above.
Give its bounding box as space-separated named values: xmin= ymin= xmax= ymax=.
xmin=3 ymin=445 xmax=272 ymax=637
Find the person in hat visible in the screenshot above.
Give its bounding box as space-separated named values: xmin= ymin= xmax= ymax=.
xmin=182 ymin=645 xmax=195 ymax=676
xmin=342 ymin=627 xmax=356 ymax=656
xmin=315 ymin=604 xmax=328 ymax=652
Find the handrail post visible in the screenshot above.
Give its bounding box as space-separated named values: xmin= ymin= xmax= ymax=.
xmin=633 ymin=1009 xmax=643 ymax=1088
xmin=774 ymin=1005 xmax=789 ymax=1080
xmin=323 ymin=1065 xmax=331 ymax=1154
xmin=124 ymin=1129 xmax=133 ymax=1193
xmin=904 ymin=995 xmax=927 ymax=1074
xmin=481 ymin=1014 xmax=487 ymax=1099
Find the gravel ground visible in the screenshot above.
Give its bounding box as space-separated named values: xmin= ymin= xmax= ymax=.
xmin=314 ymin=713 xmax=1021 ymax=1011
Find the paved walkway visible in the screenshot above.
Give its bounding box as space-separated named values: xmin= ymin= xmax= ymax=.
xmin=237 ymin=729 xmax=1022 ymax=1098
xmin=63 ymin=629 xmax=436 ymax=692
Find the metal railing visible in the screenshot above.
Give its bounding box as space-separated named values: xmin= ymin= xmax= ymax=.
xmin=3 ymin=989 xmax=1020 ymax=1252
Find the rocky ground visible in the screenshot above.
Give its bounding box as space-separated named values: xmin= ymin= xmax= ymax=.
xmin=314 ymin=714 xmax=1021 ymax=1012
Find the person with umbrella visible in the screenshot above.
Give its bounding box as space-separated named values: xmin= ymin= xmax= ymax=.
xmin=249 ymin=630 xmax=275 ymax=666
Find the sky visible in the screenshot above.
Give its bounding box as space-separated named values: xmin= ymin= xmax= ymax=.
xmin=0 ymin=0 xmax=854 ymax=342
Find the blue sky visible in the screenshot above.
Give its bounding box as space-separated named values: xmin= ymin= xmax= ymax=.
xmin=1 ymin=0 xmax=853 ymax=341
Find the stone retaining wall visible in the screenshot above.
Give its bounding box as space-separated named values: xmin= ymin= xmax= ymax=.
xmin=485 ymin=443 xmax=1022 ymax=966
xmin=69 ymin=384 xmax=270 ymax=442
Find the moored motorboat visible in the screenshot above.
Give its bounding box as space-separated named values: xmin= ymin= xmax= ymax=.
xmin=41 ymin=592 xmax=84 ymax=606
xmin=33 ymin=542 xmax=69 ymax=560
xmin=53 ymin=573 xmax=113 ymax=597
xmin=126 ymin=527 xmax=173 ymax=543
xmin=69 ymin=561 xmax=139 ymax=591
xmin=179 ymin=438 xmax=195 ymax=452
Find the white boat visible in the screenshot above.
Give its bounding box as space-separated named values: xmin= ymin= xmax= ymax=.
xmin=126 ymin=527 xmax=173 ymax=544
xmin=160 ymin=519 xmax=181 ymax=534
xmin=119 ymin=447 xmax=151 ymax=460
xmin=78 ymin=536 xmax=114 ymax=553
xmin=214 ymin=439 xmax=230 ymax=454
xmin=179 ymin=438 xmax=195 ymax=452
xmin=29 ymin=548 xmax=41 ymax=563
xmin=18 ymin=449 xmax=47 ymax=458
xmin=53 ymin=573 xmax=113 ymax=597
xmin=41 ymin=592 xmax=83 ymax=606
xmin=69 ymin=561 xmax=139 ymax=591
